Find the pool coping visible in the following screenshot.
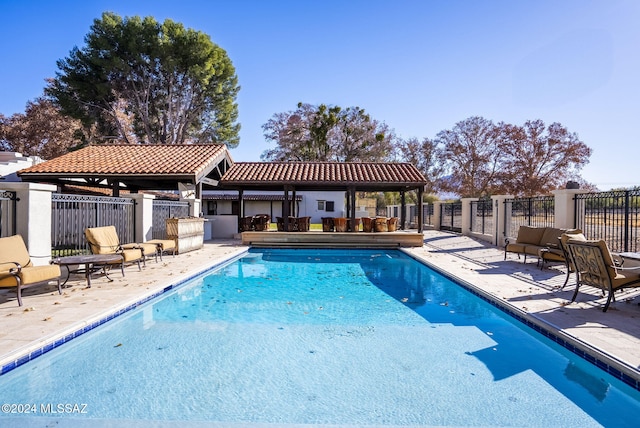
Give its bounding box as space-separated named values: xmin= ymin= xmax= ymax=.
xmin=401 ymin=248 xmax=640 ymax=392
xmin=0 ymin=248 xmax=249 ymax=376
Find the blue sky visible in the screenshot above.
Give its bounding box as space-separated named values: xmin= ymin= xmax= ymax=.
xmin=1 ymin=0 xmax=639 ymax=190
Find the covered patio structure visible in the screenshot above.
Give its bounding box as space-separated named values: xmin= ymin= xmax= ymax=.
xmin=218 ymin=161 xmax=428 ymax=247
xmin=17 ymin=144 xmax=232 ymax=197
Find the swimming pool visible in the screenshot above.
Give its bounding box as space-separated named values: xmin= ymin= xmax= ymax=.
xmin=1 ymin=248 xmax=639 ymax=426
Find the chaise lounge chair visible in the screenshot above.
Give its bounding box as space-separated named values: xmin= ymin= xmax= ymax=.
xmin=565 ymin=238 xmax=640 ymax=312
xmin=84 ymin=226 xmax=156 ymax=270
xmin=0 ymin=234 xmax=62 ymax=306
xmin=146 ymin=238 xmax=177 ymax=261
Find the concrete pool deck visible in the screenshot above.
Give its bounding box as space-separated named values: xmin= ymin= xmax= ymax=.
xmin=1 ymin=230 xmax=639 ymax=386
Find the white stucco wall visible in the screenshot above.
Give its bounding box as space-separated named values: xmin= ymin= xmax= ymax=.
xmin=202 ymin=190 xmax=347 ymax=224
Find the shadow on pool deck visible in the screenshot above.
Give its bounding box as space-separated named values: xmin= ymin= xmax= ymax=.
xmin=1 ymin=231 xmax=639 ymax=385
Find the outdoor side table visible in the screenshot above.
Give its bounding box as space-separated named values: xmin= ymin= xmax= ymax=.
xmin=52 ymin=254 xmax=124 ymax=287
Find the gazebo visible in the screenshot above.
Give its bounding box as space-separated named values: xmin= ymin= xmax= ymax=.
xmin=17 ymin=144 xmax=232 ymax=197
xmin=218 ymin=161 xmax=428 ymax=235
xmin=17 ymin=144 xmax=428 ymax=246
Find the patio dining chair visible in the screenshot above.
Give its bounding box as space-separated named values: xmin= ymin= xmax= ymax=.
xmin=0 ymin=234 xmax=62 ymax=306
xmin=565 ymin=239 xmax=640 ymax=312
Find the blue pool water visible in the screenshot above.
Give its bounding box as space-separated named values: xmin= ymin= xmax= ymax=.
xmin=1 ymin=248 xmax=639 ymax=426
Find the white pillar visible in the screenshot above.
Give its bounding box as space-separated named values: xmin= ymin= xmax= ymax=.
xmin=432 ymin=201 xmax=442 ymax=230
xmin=552 ymin=188 xmax=588 ymax=229
xmin=491 ymin=194 xmax=514 ymax=247
xmin=129 ymin=193 xmax=156 ymax=242
xmin=2 ymin=182 xmax=57 ymax=265
xmin=460 ymin=197 xmax=478 ymax=236
xmin=184 ymin=198 xmax=202 ymax=217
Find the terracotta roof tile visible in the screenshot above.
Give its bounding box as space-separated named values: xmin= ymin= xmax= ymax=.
xmin=220 ymin=162 xmax=427 ymax=189
xmin=18 ymin=144 xmax=229 ymax=176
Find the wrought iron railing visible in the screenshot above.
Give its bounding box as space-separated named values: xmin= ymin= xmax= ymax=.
xmin=0 ymin=190 xmax=17 ymax=238
xmin=470 ymin=199 xmax=493 ymax=235
xmin=504 ymin=196 xmax=555 ymax=239
xmin=440 ymin=202 xmax=462 ymax=232
xmin=51 ymin=193 xmax=135 ymax=256
xmin=423 ymin=203 xmax=434 ymax=227
xmin=575 ymin=190 xmax=640 ymax=253
xmin=152 ymin=199 xmax=190 ymax=239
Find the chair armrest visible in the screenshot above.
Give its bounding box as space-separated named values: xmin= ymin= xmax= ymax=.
xmin=613 ymin=265 xmax=640 ymax=272
xmin=8 ymin=262 xmax=23 ymax=274
xmin=0 ymin=262 xmax=20 ymax=272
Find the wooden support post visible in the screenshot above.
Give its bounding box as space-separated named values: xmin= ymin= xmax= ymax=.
xmin=283 ymin=185 xmax=292 ymax=231
xmin=349 ymin=187 xmax=357 ymax=232
xmin=400 ymin=190 xmax=406 ymax=230
xmin=237 ymin=189 xmax=244 ymax=232
xmin=417 ymin=187 xmax=424 ymax=233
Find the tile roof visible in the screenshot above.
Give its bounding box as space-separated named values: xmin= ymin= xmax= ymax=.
xmin=219 ymin=162 xmax=427 ymax=190
xmin=18 ymin=144 xmax=230 ymax=176
xmin=17 ymin=144 xmax=232 ymax=192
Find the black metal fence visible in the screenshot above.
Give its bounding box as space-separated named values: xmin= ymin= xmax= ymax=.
xmin=504 ymin=196 xmax=555 ymax=239
xmin=423 ymin=203 xmax=434 ymax=227
xmin=51 ymin=194 xmax=135 ymax=256
xmin=575 ymin=190 xmax=640 ymax=253
xmin=0 ymin=190 xmax=17 ymax=238
xmin=440 ymin=202 xmax=462 ymax=232
xmin=470 ymin=199 xmax=493 ymax=235
xmin=152 ymin=199 xmax=190 ymax=239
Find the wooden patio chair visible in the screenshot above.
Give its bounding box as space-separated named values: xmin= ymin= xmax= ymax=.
xmin=565 ymin=239 xmax=640 ymax=312
xmin=0 ymin=235 xmax=61 ymax=306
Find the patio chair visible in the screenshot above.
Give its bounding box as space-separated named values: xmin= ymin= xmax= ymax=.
xmin=146 ymin=238 xmax=177 ymax=261
xmin=120 ymin=241 xmax=159 ymax=264
xmin=253 ymin=214 xmax=271 ymax=231
xmin=556 ymin=230 xmax=585 ymax=289
xmin=565 ymin=239 xmax=640 ymax=312
xmin=84 ymin=226 xmax=149 ymax=270
xmin=0 ymin=234 xmax=62 ymax=306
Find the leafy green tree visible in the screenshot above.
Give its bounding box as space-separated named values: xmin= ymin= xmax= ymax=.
xmin=47 ymin=12 xmax=240 ymax=146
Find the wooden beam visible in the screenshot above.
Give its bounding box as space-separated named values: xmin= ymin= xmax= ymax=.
xmin=349 ymin=187 xmax=356 ymax=232
xmin=400 ymin=190 xmax=406 ymax=230
xmin=418 ymin=187 xmax=424 ymax=233
xmin=237 ymin=189 xmax=244 ymax=232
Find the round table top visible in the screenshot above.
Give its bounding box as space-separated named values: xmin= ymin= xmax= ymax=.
xmin=52 ymin=254 xmax=123 ymax=265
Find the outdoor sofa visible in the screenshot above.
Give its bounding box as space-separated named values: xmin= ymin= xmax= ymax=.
xmin=504 ymin=226 xmax=581 ymax=265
